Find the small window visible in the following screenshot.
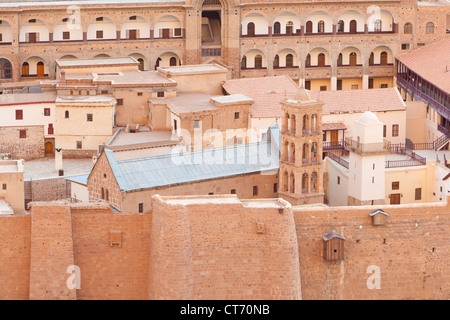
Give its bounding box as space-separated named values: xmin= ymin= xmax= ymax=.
xmin=337 ymin=176 xmax=340 ymax=185
xmin=401 ymin=43 xmax=410 ymax=50
xmin=137 ymin=92 xmax=143 ymax=96
xmin=129 ymin=16 xmax=137 ymax=20
xmin=392 ymin=181 xmax=400 ymax=190
xmin=380 ymin=84 xmax=388 ymax=88
xmin=65 ymin=110 xmax=69 ymax=118
xmin=48 ymin=123 xmax=54 ymax=135
xmin=273 ymin=183 xmax=278 ymax=193
xmin=44 ymin=108 xmax=50 ymax=116
xmin=253 ymin=186 xmax=258 ymax=196
xmin=62 ymin=31 xmax=70 ymax=40
xmin=101 ymin=90 xmax=108 ymax=94
xmin=15 ymin=109 xmax=23 ymax=120
xmin=96 ymin=30 xmax=103 ymax=39
xmin=116 ymin=99 xmax=123 ymax=105
xmin=138 ymin=203 xmax=144 ymax=213
xmin=305 ymin=81 xmax=311 ymax=90
xmin=29 ymin=19 xmax=36 ymax=23
xmin=351 ymin=85 xmax=358 ymax=90
xmin=96 ymin=17 xmax=104 ymax=22
xmin=2 ymin=183 xmax=6 ymax=190
xmin=157 ymin=92 xmax=164 ymax=98
xmin=174 ymin=28 xmax=182 ymax=37
xmin=234 ymin=112 xmax=240 ymax=120
xmin=231 ymin=189 xmax=236 ymax=194
xmin=194 ymin=120 xmax=200 ymax=129
xmin=392 ymin=124 xmax=399 ymax=137
xmin=383 ymin=125 xmax=387 ymax=137
xmin=87 ymin=113 xmax=93 ymax=122
xmin=415 ymin=188 xmax=422 ymax=200
xmin=62 ymin=18 xmax=69 ymax=22
xmin=320 ymin=86 xmax=327 ymax=91
xmin=19 ymin=130 xmax=26 ymax=139
xmin=76 ymin=141 xmax=82 ymax=149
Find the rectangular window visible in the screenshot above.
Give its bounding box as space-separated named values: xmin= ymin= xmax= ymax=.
xmin=337 ymin=79 xmax=342 ymax=90
xmin=383 ymin=125 xmax=387 ymax=137
xmin=62 ymin=31 xmax=70 ymax=40
xmin=320 ymin=86 xmax=327 ymax=91
xmin=173 ymin=119 xmax=177 ymax=131
xmin=401 ymin=43 xmax=410 ymax=50
xmin=76 ymin=141 xmax=82 ymax=149
xmin=48 ymin=123 xmax=54 ymax=135
xmin=230 ymin=189 xmax=236 ymax=194
xmin=337 ymin=176 xmax=340 ymax=185
xmin=0 ymin=34 xmax=3 ymax=42
xmin=19 ymin=130 xmax=26 ymax=139
xmin=392 ymin=124 xmax=399 ymax=137
xmin=157 ymin=91 xmax=164 ymax=98
xmin=351 ymin=84 xmax=358 ymax=90
xmin=174 ymin=28 xmax=182 ymax=37
xmin=194 ymin=120 xmax=200 ymax=129
xmin=2 ymin=184 xmax=6 ymax=190
xmin=369 ymin=78 xmax=374 ymax=89
xmin=87 ymin=114 xmax=93 ymax=122
xmin=305 ymin=81 xmax=311 ymax=90
xmin=96 ymin=30 xmax=103 ymax=39
xmin=380 ymin=84 xmax=388 ymax=88
xmin=253 ymin=186 xmax=258 ymax=196
xmin=101 ymin=90 xmax=108 ymax=94
xmin=234 ymin=112 xmax=240 ymax=120
xmin=15 ymin=109 xmax=23 ymax=120
xmin=273 ymin=183 xmax=278 ymax=193
xmin=137 ymin=92 xmax=143 ymax=96
xmin=415 ymin=188 xmax=422 ymax=200
xmin=392 ymin=181 xmax=399 ymax=190
xmin=116 ymin=98 xmax=123 ymax=105
xmin=138 ymin=203 xmax=144 ymax=213
xmin=44 ymin=108 xmax=50 ymax=116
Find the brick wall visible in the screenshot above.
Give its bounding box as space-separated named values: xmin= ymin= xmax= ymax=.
xmin=31 ymin=177 xmax=70 ymax=202
xmin=0 ymin=126 xmax=44 ymax=160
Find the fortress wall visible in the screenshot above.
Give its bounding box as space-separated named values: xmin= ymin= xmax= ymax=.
xmin=0 ymin=214 xmax=31 ymax=300
xmin=293 ymin=201 xmax=450 ymax=300
xmin=149 ymin=195 xmax=302 ymax=300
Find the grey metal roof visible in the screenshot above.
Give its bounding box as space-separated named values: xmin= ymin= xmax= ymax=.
xmin=369 ymin=209 xmax=389 ymax=217
xmin=323 ymin=232 xmax=346 ymax=241
xmin=105 ymin=125 xmax=280 ymax=192
xmin=65 ymin=174 xmax=89 ymax=186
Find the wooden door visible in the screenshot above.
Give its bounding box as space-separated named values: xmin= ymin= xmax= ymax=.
xmin=330 ymin=130 xmax=339 ymax=146
xmin=45 ymin=142 xmax=54 ymax=154
xmin=247 ymin=23 xmax=255 ymax=36
xmin=37 ymin=62 xmax=44 ymax=77
xmin=350 ymin=20 xmax=357 ymax=34
xmin=349 ymin=52 xmax=357 ymax=66
xmin=318 ymin=53 xmax=325 ymax=67
xmin=162 ymin=28 xmax=170 ymax=39
xmin=128 ymin=29 xmax=137 ymax=40
xmin=22 ymin=62 xmax=29 ymax=76
xmin=390 ymin=193 xmax=401 ymax=205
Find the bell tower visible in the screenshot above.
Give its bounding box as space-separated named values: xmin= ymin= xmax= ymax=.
xmin=278 ymin=88 xmax=325 ymax=205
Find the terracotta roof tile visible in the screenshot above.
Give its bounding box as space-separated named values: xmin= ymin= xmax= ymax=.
xmin=396 ymin=38 xmax=450 ymax=93
xmin=322 ymin=123 xmax=347 ymax=131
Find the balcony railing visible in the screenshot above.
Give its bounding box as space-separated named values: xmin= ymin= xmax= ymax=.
xmin=344 ymin=137 xmax=390 ymax=154
xmin=323 ymin=141 xmax=345 ymax=150
xmin=328 ymin=151 xmax=349 ymax=169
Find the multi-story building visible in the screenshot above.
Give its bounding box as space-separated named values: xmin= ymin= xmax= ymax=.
xmin=0 ymin=0 xmax=447 ymax=88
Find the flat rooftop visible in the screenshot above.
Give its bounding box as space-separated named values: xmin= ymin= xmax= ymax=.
xmin=108 ymin=130 xmax=179 ymax=147
xmin=57 ymin=57 xmax=139 ymax=68
xmin=152 ymin=93 xmax=218 ymax=114
xmin=157 ymin=64 xmax=228 ymax=76
xmin=56 ymin=95 xmax=116 ymax=104
xmin=0 ymin=0 xmax=183 ymax=8
xmin=95 ymin=71 xmax=176 ymax=87
xmin=0 ymin=92 xmax=56 ymax=106
xmin=0 ymin=160 xmax=24 ymax=173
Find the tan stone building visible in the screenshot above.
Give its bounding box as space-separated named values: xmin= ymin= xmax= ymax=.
xmin=0 ymin=0 xmax=447 ymax=89
xmin=0 ymin=159 xmax=25 ymax=214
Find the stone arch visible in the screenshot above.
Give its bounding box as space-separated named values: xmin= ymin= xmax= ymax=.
xmin=20 ymin=18 xmax=50 ymax=42
xmin=290 ymin=142 xmax=296 ymax=163
xmin=121 ymin=15 xmax=150 ymax=39
xmin=290 ymin=172 xmax=295 ymax=193
xmin=54 ymin=17 xmax=83 ymax=41
xmin=21 ymin=56 xmax=48 ymax=77
xmin=154 ymin=15 xmax=182 ymax=39
xmin=370 ymin=46 xmax=393 ymax=65
xmin=87 ymin=16 xmax=116 ymax=40
xmin=283 ymin=170 xmax=289 ymax=192
xmin=241 ymin=49 xmax=266 ymax=69
xmin=339 ymin=46 xmax=362 ymax=65
xmin=301 ymin=173 xmax=308 ymax=194
xmin=308 ymin=47 xmax=330 ymax=67
xmin=241 ymin=12 xmax=269 ymax=36
xmin=337 ymin=10 xmax=365 ymax=33
xmin=272 ymin=11 xmax=301 ymax=35
xmin=129 ymin=53 xmax=147 ymax=71
xmin=0 ymin=20 xmax=13 ymax=43
xmin=367 ymin=9 xmax=395 ymax=32
xmin=275 ymin=48 xmax=298 ymax=68
xmin=155 ymin=52 xmax=181 ymax=69
xmin=310 ymin=172 xmax=317 ymax=192
xmin=305 ymin=11 xmax=333 ymax=33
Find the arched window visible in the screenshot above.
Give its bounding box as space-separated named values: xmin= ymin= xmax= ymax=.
xmin=37 ymin=61 xmax=45 ymax=77
xmin=302 ymin=143 xmax=308 ymax=164
xmin=286 ymin=21 xmax=294 ymax=35
xmin=305 ymin=54 xmax=311 ymax=67
xmin=283 ymin=171 xmax=289 ymax=192
xmin=247 ymin=22 xmax=255 ymax=36
xmin=290 ymin=173 xmax=295 ymax=193
xmin=369 ymin=52 xmax=374 ymax=65
xmin=426 ymin=22 xmax=434 ymax=34
xmin=22 ymin=62 xmax=29 ymax=76
xmin=137 ymin=58 xmax=144 ymax=71
xmin=337 ymin=53 xmax=343 ymax=66
xmin=101 ymin=187 xmax=105 ymax=200
xmin=254 ymin=55 xmax=262 ymax=69
xmin=65 ymin=110 xmax=69 ymax=118
xmin=317 ymin=53 xmax=325 ymax=67
xmin=302 ymin=173 xmax=308 ymax=194
xmin=310 ymin=172 xmax=317 ymax=192
xmin=155 ymin=57 xmax=161 ymax=70
xmin=349 ymin=20 xmax=357 ymax=34
xmin=305 ymin=21 xmax=313 ymax=33
xmin=290 ymin=143 xmax=296 ymax=163
xmin=337 ymin=20 xmax=344 ymax=33
xmin=273 ymin=54 xmax=279 ymax=68
xmin=311 ymin=114 xmax=317 ymax=132
xmin=380 ymin=51 xmax=388 ymax=65
xmin=106 ymin=190 xmax=109 ymax=201
xmin=273 ymin=21 xmax=281 ymax=34
xmin=286 ymin=54 xmax=293 ymax=68
xmin=302 ymin=114 xmax=309 ymax=133
xmin=169 ymin=57 xmax=177 ymax=66
xmin=404 ymin=22 xmax=412 ymax=34
xmin=311 ymin=143 xmax=317 ymax=162
xmin=318 ymin=20 xmax=325 ymax=33
xmin=374 ymin=19 xmax=382 ymax=32
xmin=241 ymin=55 xmax=247 ymax=69
xmin=349 ymin=52 xmax=357 ymax=66
xmin=0 ymin=59 xmax=12 ymax=79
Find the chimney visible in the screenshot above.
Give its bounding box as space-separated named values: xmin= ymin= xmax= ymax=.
xmin=60 ymin=70 xmax=66 ymax=85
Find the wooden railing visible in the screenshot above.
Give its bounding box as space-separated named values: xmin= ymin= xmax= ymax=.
xmin=327 ymin=151 xmax=349 ymax=169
